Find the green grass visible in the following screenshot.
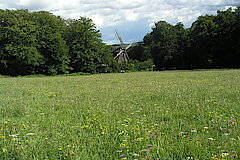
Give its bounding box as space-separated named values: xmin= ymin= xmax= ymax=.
xmin=0 ymin=70 xmax=239 ymax=159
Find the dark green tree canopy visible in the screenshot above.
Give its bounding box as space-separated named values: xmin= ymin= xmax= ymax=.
xmin=64 ymin=17 xmax=117 ymax=73
xmin=0 ymin=6 xmax=239 ymax=76
xmin=0 ymin=10 xmax=118 ymax=76
xmin=139 ymin=6 xmax=240 ymax=70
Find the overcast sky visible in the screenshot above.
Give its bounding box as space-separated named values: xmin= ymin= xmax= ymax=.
xmin=0 ymin=0 xmax=239 ymax=44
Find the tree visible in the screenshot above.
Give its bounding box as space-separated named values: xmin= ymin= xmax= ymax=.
xmin=212 ymin=7 xmax=240 ymax=68
xmin=128 ymin=42 xmax=152 ymax=62
xmin=64 ymin=17 xmax=118 ymax=73
xmin=189 ymin=15 xmax=217 ymax=68
xmin=0 ymin=10 xmax=43 ymax=76
xmin=31 ymin=11 xmax=70 ymax=75
xmin=143 ymin=21 xmax=186 ymax=70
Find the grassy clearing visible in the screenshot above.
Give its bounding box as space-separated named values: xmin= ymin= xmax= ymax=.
xmin=0 ymin=70 xmax=239 ymax=159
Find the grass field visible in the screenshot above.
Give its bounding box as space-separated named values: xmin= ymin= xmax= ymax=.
xmin=0 ymin=70 xmax=239 ymax=159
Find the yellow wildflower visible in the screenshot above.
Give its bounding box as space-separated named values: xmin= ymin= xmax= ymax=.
xmin=81 ymin=125 xmax=89 ymax=129
xmin=2 ymin=148 xmax=7 ymax=152
xmin=118 ymin=131 xmax=124 ymax=135
xmin=120 ymin=143 xmax=126 ymax=147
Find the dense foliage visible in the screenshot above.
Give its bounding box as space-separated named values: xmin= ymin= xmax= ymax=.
xmin=0 ymin=10 xmax=117 ymax=76
xmin=0 ymin=7 xmax=239 ymax=76
xmin=129 ymin=7 xmax=240 ymax=70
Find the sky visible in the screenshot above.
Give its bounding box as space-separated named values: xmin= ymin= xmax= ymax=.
xmin=0 ymin=0 xmax=239 ymax=44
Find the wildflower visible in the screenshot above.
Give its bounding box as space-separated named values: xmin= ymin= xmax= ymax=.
xmin=208 ymin=138 xmax=215 ymax=141
xmin=132 ymin=153 xmax=140 ymax=156
xmin=143 ymin=149 xmax=149 ymax=152
xmin=26 ymin=133 xmax=34 ymax=136
xmin=9 ymin=134 xmax=18 ymax=137
xmin=47 ymin=142 xmax=51 ymax=145
xmin=81 ymin=125 xmax=89 ymax=129
xmin=22 ymin=136 xmax=26 ymax=138
xmin=134 ymin=138 xmax=143 ymax=142
xmin=211 ymin=154 xmax=218 ymax=160
xmin=191 ymin=130 xmax=197 ymax=133
xmin=147 ymin=144 xmax=153 ymax=147
xmin=118 ymin=131 xmax=124 ymax=135
xmin=196 ymin=140 xmax=200 ymax=144
xmin=120 ymin=154 xmax=125 ymax=158
xmin=2 ymin=148 xmax=7 ymax=152
xmin=152 ymin=134 xmax=157 ymax=139
xmin=58 ymin=148 xmax=62 ymax=151
xmin=120 ymin=144 xmax=126 ymax=147
xmin=204 ymin=127 xmax=209 ymax=129
xmin=51 ymin=126 xmax=57 ymax=129
xmin=101 ymin=131 xmax=105 ymax=135
xmin=67 ymin=151 xmax=75 ymax=155
xmin=220 ymin=154 xmax=225 ymax=158
xmin=17 ymin=146 xmax=24 ymax=150
xmin=222 ymin=153 xmax=229 ymax=156
xmin=180 ymin=132 xmax=189 ymax=134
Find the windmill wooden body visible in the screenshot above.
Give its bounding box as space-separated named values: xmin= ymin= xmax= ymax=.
xmin=114 ymin=30 xmax=132 ymax=63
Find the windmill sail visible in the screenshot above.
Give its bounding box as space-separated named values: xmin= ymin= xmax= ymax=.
xmin=114 ymin=30 xmax=131 ymax=63
xmin=115 ymin=30 xmax=124 ymax=47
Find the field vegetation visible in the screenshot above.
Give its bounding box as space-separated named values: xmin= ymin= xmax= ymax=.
xmin=0 ymin=70 xmax=239 ymax=159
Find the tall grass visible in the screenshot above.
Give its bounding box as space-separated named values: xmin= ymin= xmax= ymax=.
xmin=0 ymin=70 xmax=239 ymax=159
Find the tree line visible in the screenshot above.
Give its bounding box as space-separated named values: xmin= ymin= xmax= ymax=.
xmin=128 ymin=6 xmax=240 ymax=70
xmin=0 ymin=7 xmax=239 ymax=76
xmin=0 ymin=9 xmax=118 ymax=76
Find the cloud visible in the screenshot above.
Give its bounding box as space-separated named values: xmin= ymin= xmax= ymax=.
xmin=1 ymin=0 xmax=239 ymax=44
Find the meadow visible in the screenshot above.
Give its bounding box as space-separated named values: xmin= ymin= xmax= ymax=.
xmin=0 ymin=70 xmax=239 ymax=159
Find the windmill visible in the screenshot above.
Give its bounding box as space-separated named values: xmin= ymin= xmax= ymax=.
xmin=114 ymin=30 xmax=132 ymax=63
